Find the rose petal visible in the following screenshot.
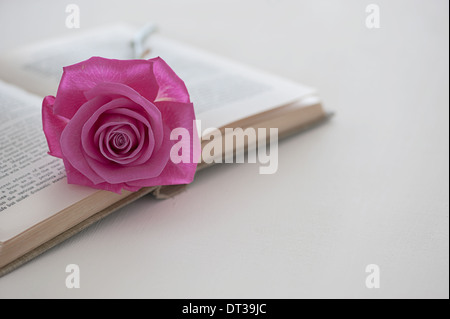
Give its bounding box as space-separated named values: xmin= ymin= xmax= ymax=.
xmin=156 ymin=100 xmax=200 ymax=163
xmin=53 ymin=57 xmax=158 ymax=119
xmin=81 ymin=99 xmax=135 ymax=162
xmin=121 ymin=184 xmax=142 ymax=192
xmin=63 ymin=158 xmax=125 ymax=194
xmin=151 ymin=57 xmax=190 ymax=103
xmin=155 ymin=101 xmax=196 ymax=131
xmin=60 ymin=95 xmax=111 ymax=185
xmin=127 ymin=101 xmax=199 ymax=187
xmin=42 ymin=95 xmax=69 ymax=158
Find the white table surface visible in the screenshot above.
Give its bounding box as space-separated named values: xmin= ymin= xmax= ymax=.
xmin=0 ymin=0 xmax=448 ymax=299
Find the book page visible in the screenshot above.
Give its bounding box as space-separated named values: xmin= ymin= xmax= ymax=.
xmin=0 ymin=81 xmax=97 ymax=242
xmin=0 ymin=24 xmax=317 ymax=130
xmin=145 ymin=35 xmax=317 ymax=130
xmin=0 ymin=25 xmax=136 ymax=98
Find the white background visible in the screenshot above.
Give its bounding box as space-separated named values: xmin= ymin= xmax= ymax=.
xmin=0 ymin=0 xmax=448 ymax=299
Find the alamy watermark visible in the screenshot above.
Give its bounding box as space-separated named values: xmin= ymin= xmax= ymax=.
xmin=365 ymin=264 xmax=381 ymax=289
xmin=171 ymin=121 xmax=279 ymax=175
xmin=65 ymin=4 xmax=80 ymax=29
xmin=65 ymin=264 xmax=80 ymax=289
xmin=365 ymin=4 xmax=381 ymax=29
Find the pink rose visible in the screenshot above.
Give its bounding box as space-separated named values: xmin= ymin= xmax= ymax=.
xmin=42 ymin=56 xmax=198 ymax=193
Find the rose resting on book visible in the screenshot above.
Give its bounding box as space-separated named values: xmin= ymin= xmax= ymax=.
xmin=42 ymin=56 xmax=199 ymax=193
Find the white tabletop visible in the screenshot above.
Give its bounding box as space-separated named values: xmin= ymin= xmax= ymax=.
xmin=0 ymin=0 xmax=448 ymax=299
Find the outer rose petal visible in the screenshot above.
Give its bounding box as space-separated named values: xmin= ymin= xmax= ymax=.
xmin=124 ymin=153 xmax=197 ymax=188
xmin=53 ymin=57 xmax=159 ymax=119
xmin=63 ymin=158 xmax=125 ymax=193
xmin=156 ymin=101 xmax=200 ymax=164
xmin=42 ymin=95 xmax=69 ymax=158
xmin=60 ymin=95 xmax=111 ymax=185
xmin=151 ymin=57 xmax=190 ymax=103
xmin=124 ymin=156 xmax=197 ymax=188
xmin=126 ymin=101 xmax=199 ymax=188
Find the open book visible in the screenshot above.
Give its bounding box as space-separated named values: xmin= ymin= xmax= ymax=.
xmin=0 ymin=25 xmax=330 ymax=276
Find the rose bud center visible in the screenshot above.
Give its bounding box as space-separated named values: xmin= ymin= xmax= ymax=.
xmin=111 ymin=131 xmax=130 ymax=151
